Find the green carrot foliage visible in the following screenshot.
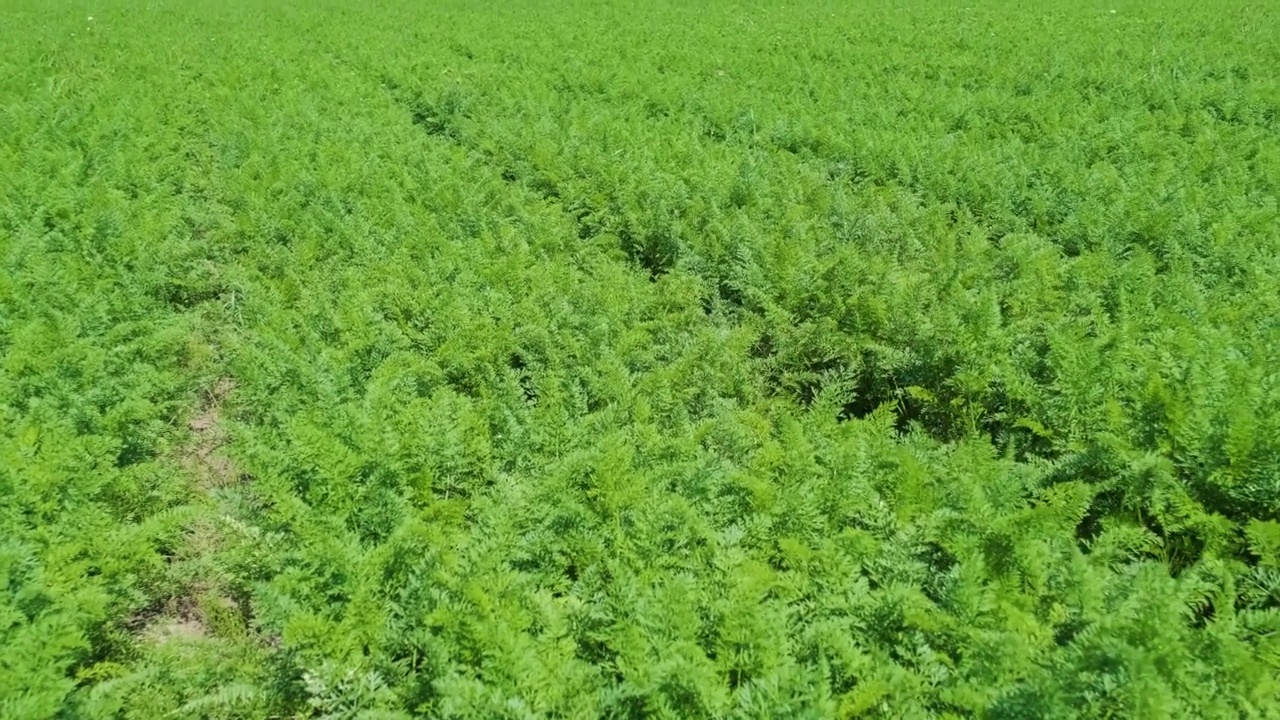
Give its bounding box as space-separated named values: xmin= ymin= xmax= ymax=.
xmin=2 ymin=0 xmax=1279 ymax=717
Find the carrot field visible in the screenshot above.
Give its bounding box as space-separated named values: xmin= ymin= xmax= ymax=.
xmin=2 ymin=1 xmax=1279 ymax=717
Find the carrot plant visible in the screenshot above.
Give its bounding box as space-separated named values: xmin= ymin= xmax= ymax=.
xmin=2 ymin=0 xmax=1278 ymax=717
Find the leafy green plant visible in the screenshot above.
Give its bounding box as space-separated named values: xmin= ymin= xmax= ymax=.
xmin=3 ymin=0 xmax=1279 ymax=717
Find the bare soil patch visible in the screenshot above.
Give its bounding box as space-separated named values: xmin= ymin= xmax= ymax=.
xmin=181 ymin=378 xmax=242 ymax=489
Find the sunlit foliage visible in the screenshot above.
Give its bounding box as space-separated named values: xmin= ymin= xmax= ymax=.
xmin=2 ymin=0 xmax=1278 ymax=717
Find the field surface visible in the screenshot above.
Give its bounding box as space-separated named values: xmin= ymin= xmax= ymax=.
xmin=3 ymin=1 xmax=1280 ymax=717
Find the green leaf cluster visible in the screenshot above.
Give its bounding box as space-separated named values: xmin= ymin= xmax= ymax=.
xmin=2 ymin=0 xmax=1278 ymax=717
